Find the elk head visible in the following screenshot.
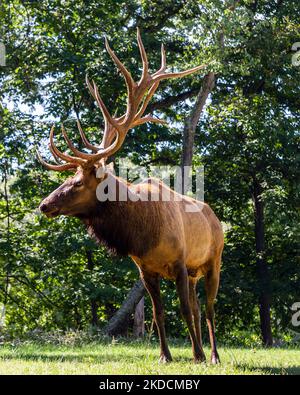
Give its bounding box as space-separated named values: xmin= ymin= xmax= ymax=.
xmin=38 ymin=29 xmax=205 ymax=218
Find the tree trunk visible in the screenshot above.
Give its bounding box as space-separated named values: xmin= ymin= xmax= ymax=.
xmin=1 ymin=160 xmax=11 ymax=331
xmin=133 ymin=296 xmax=145 ymax=337
xmin=86 ymin=250 xmax=98 ymax=327
xmin=181 ymin=72 xmax=215 ymax=170
xmin=104 ymin=279 xmax=145 ymax=336
xmin=252 ymin=179 xmax=273 ymax=346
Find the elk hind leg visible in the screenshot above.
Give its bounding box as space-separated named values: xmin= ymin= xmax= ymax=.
xmin=205 ymin=264 xmax=220 ymax=364
xmin=176 ymin=265 xmax=206 ymax=362
xmin=188 ymin=277 xmax=205 ymax=361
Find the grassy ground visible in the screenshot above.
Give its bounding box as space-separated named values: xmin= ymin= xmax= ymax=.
xmin=0 ymin=339 xmax=299 ymax=375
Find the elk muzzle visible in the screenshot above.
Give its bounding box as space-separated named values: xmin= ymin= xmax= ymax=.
xmin=39 ymin=200 xmax=61 ymax=217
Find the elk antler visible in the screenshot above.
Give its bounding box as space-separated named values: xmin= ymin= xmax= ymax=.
xmin=37 ymin=28 xmax=206 ymax=171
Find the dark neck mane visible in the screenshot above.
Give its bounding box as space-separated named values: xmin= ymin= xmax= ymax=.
xmin=82 ymin=176 xmax=162 ymax=257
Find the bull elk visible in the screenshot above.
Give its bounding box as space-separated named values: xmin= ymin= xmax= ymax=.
xmin=38 ymin=29 xmax=224 ymax=364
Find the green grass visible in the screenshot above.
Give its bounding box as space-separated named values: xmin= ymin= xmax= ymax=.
xmin=0 ymin=339 xmax=299 ymax=375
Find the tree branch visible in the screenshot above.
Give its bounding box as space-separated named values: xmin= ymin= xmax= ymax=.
xmin=147 ymin=88 xmax=199 ymax=113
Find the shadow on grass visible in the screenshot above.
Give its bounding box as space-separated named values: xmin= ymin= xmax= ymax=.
xmin=0 ymin=349 xmax=217 ymax=365
xmin=0 ymin=351 xmax=158 ymax=364
xmin=235 ymin=364 xmax=300 ymax=375
xmin=0 ymin=342 xmax=192 ymax=364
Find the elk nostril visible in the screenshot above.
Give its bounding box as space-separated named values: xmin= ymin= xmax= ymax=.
xmin=39 ymin=203 xmax=48 ymax=213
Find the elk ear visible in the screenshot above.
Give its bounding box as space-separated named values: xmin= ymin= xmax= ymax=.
xmin=96 ymin=164 xmax=106 ymax=180
xmin=95 ymin=162 xmax=115 ymax=180
xmin=106 ymin=161 xmax=114 ymax=173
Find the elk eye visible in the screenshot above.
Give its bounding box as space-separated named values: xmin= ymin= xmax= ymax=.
xmin=74 ymin=180 xmax=83 ymax=187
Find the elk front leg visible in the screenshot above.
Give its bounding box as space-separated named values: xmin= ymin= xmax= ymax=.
xmin=140 ymin=271 xmax=172 ymax=363
xmin=175 ymin=264 xmax=206 ymax=362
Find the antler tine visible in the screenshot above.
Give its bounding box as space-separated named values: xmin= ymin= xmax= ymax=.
xmin=86 ymin=74 xmax=97 ymax=100
xmin=160 ymin=43 xmax=166 ymax=72
xmin=100 ymin=108 xmax=127 ymax=148
xmin=86 ymin=75 xmax=123 ymax=154
xmin=92 ymin=80 xmax=122 ymax=132
xmin=105 ymin=36 xmax=135 ymax=96
xmin=133 ymin=115 xmax=167 ymax=127
xmin=153 ymin=63 xmax=207 ymax=83
xmin=49 ymin=126 xmax=85 ymax=165
xmin=121 ymin=30 xmax=152 ymax=128
xmin=137 ymin=28 xmax=149 ymax=82
xmin=98 ymin=124 xmax=113 ymax=149
xmin=85 ymin=127 xmax=122 ymax=164
xmin=49 ymin=141 xmax=63 ymax=164
xmin=36 ymin=149 xmax=77 ymax=172
xmin=61 ymin=124 xmax=99 ymax=160
xmin=46 ymin=131 xmax=64 ymax=164
xmin=135 ymin=81 xmax=159 ymax=121
xmin=153 ymin=43 xmax=166 ymax=76
xmin=76 ymin=119 xmax=99 ymax=153
xmin=62 ymin=123 xmax=118 ymax=161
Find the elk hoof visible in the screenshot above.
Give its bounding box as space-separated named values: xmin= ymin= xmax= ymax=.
xmin=194 ymin=354 xmax=206 ymax=363
xmin=159 ymin=354 xmax=172 ymax=363
xmin=211 ymin=353 xmax=220 ymax=364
